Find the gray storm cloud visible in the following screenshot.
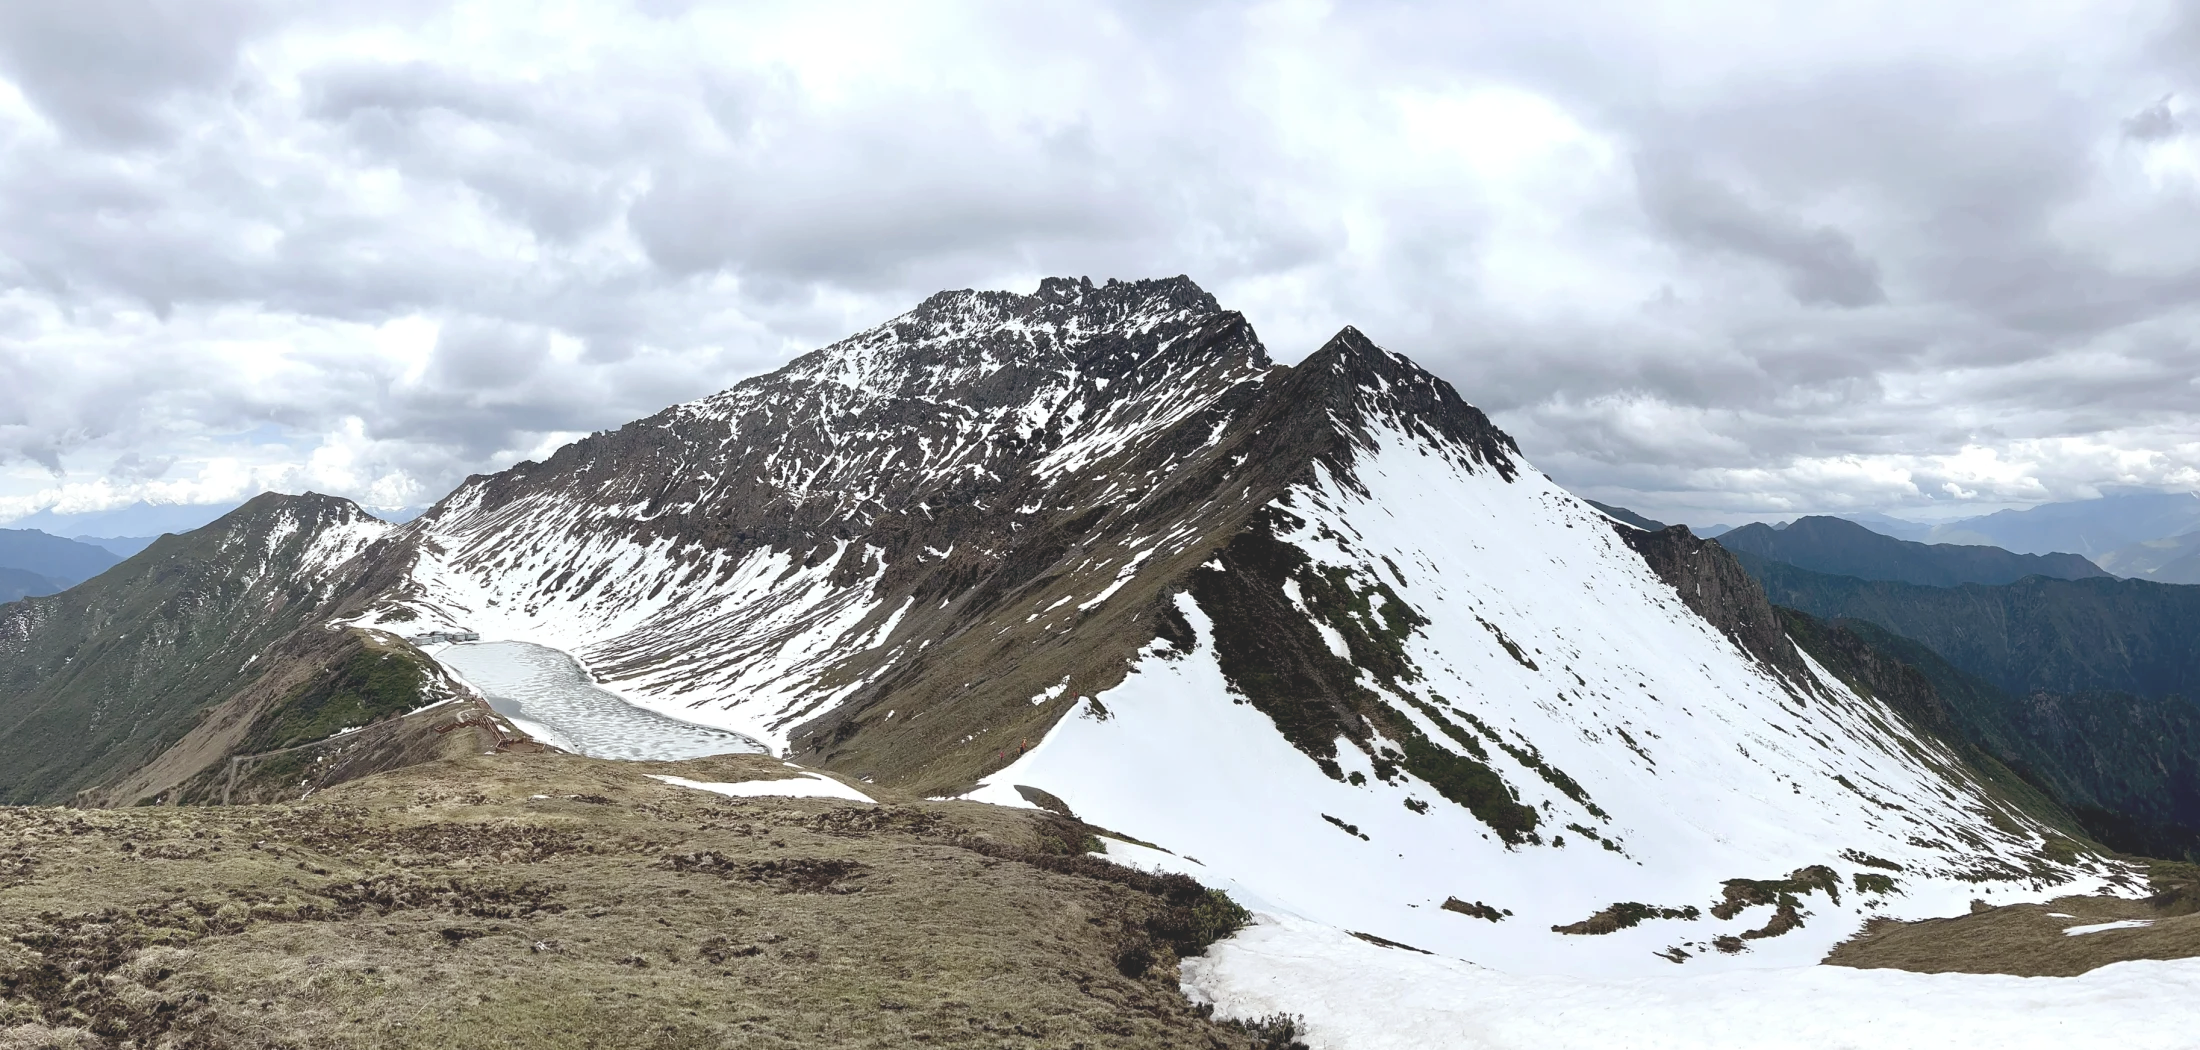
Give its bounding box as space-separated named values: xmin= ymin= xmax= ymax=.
xmin=0 ymin=0 xmax=2196 ymax=525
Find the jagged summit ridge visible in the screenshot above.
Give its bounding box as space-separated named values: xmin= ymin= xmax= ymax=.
xmin=1292 ymin=325 xmax=1521 ymax=485
xmin=360 ymin=277 xmax=1296 ymax=744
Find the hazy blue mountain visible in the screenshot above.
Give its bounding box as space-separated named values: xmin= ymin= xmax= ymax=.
xmin=9 ymin=499 xmax=245 ymax=540
xmin=1742 ymin=551 xmax=2200 ymax=857
xmin=0 ymin=528 xmax=124 ymax=588
xmin=1921 ymin=491 xmax=2200 ymax=556
xmin=1838 ymin=512 xmax=1936 ymax=542
xmin=0 ymin=567 xmax=72 ymax=603
xmin=1717 ymin=515 xmax=2108 ymax=587
xmin=1739 ymin=551 xmax=2200 ymax=701
xmin=2095 ymin=530 xmax=2200 ymax=584
xmin=72 ymin=536 xmax=159 ymax=558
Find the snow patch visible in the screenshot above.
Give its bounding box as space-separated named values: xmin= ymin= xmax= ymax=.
xmin=2063 ymin=919 xmax=2155 ymax=936
xmin=647 ymin=772 xmax=875 ymax=804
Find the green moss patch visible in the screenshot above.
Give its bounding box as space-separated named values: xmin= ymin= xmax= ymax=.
xmin=1854 ymin=872 xmax=1899 ymax=895
xmin=1839 ymin=849 xmax=1904 ymax=871
xmin=247 ymin=643 xmax=432 ymax=753
xmin=1707 ymin=865 xmax=1841 ymax=942
xmin=1395 ymin=729 xmax=1539 ymax=846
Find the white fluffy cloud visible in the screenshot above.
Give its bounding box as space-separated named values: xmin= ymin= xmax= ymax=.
xmin=2 ymin=0 xmax=2197 ymax=525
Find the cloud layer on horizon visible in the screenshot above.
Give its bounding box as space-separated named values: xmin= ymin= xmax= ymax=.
xmin=3 ymin=0 xmax=2199 ymax=526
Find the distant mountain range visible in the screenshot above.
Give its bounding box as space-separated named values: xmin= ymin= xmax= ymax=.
xmin=2095 ymin=530 xmax=2200 ymax=585
xmin=1636 ymin=491 xmax=2200 ymax=581
xmin=1921 ymin=492 xmax=2200 ymax=557
xmin=1589 ymin=505 xmax=2109 ymax=588
xmin=1739 ymin=554 xmax=2200 ymax=858
xmin=0 ymin=567 xmax=72 ymax=604
xmin=0 ymin=528 xmax=125 ymax=600
xmin=1586 ymin=499 xmax=2200 ymax=856
xmin=1716 ymin=516 xmax=2108 ymax=587
xmin=6 ymin=499 xmax=246 ymax=539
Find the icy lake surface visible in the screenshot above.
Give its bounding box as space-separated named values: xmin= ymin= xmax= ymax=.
xmin=436 ymin=641 xmax=766 ymax=761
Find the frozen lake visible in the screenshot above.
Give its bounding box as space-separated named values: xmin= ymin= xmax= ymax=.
xmin=436 ymin=641 xmax=766 ymax=761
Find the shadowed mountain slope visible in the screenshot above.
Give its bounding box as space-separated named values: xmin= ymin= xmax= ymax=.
xmin=1739 ymin=553 xmax=2200 ymax=859
xmin=1739 ymin=551 xmax=2200 ymax=700
xmin=2097 ymin=530 xmax=2200 ymax=584
xmin=0 ymin=567 xmax=72 ymax=604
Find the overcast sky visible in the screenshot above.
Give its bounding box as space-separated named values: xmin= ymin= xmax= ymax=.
xmin=3 ymin=0 xmax=2198 ymax=527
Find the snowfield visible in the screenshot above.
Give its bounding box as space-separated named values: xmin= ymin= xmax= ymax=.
xmin=1180 ymin=912 xmax=2200 ymax=1050
xmin=967 ymin=414 xmax=2130 ymax=978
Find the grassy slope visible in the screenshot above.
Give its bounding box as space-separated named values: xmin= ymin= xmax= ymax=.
xmin=0 ymin=753 xmax=1278 ymax=1050
xmin=1826 ymin=862 xmax=2200 ymax=976
xmin=0 ymin=495 xmax=399 ymax=805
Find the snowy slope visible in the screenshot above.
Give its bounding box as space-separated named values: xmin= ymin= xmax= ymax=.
xmin=1181 ymin=913 xmax=2200 ymax=1050
xmin=960 ymin=340 xmax=2128 ymax=977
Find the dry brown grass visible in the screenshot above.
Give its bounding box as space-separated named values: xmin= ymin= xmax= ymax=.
xmin=1825 ymin=862 xmax=2200 ymax=977
xmin=0 ymin=753 xmax=1268 ymax=1049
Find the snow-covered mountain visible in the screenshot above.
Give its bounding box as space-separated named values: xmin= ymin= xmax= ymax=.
xmin=341 ymin=276 xmax=2126 ymax=976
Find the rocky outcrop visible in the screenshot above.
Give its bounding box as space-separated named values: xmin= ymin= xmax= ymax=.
xmin=1614 ymin=524 xmax=1812 ymax=688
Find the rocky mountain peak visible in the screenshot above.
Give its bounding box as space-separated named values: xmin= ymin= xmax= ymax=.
xmin=1261 ymin=324 xmax=1523 ymax=486
xmin=759 ymin=274 xmax=1255 ymax=410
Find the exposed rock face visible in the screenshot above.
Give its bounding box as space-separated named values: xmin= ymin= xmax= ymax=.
xmin=1614 ymin=523 xmax=1812 ymax=689
xmin=357 ymin=282 xmax=1557 ymax=797
xmin=362 ymin=278 xmax=1284 ymax=780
